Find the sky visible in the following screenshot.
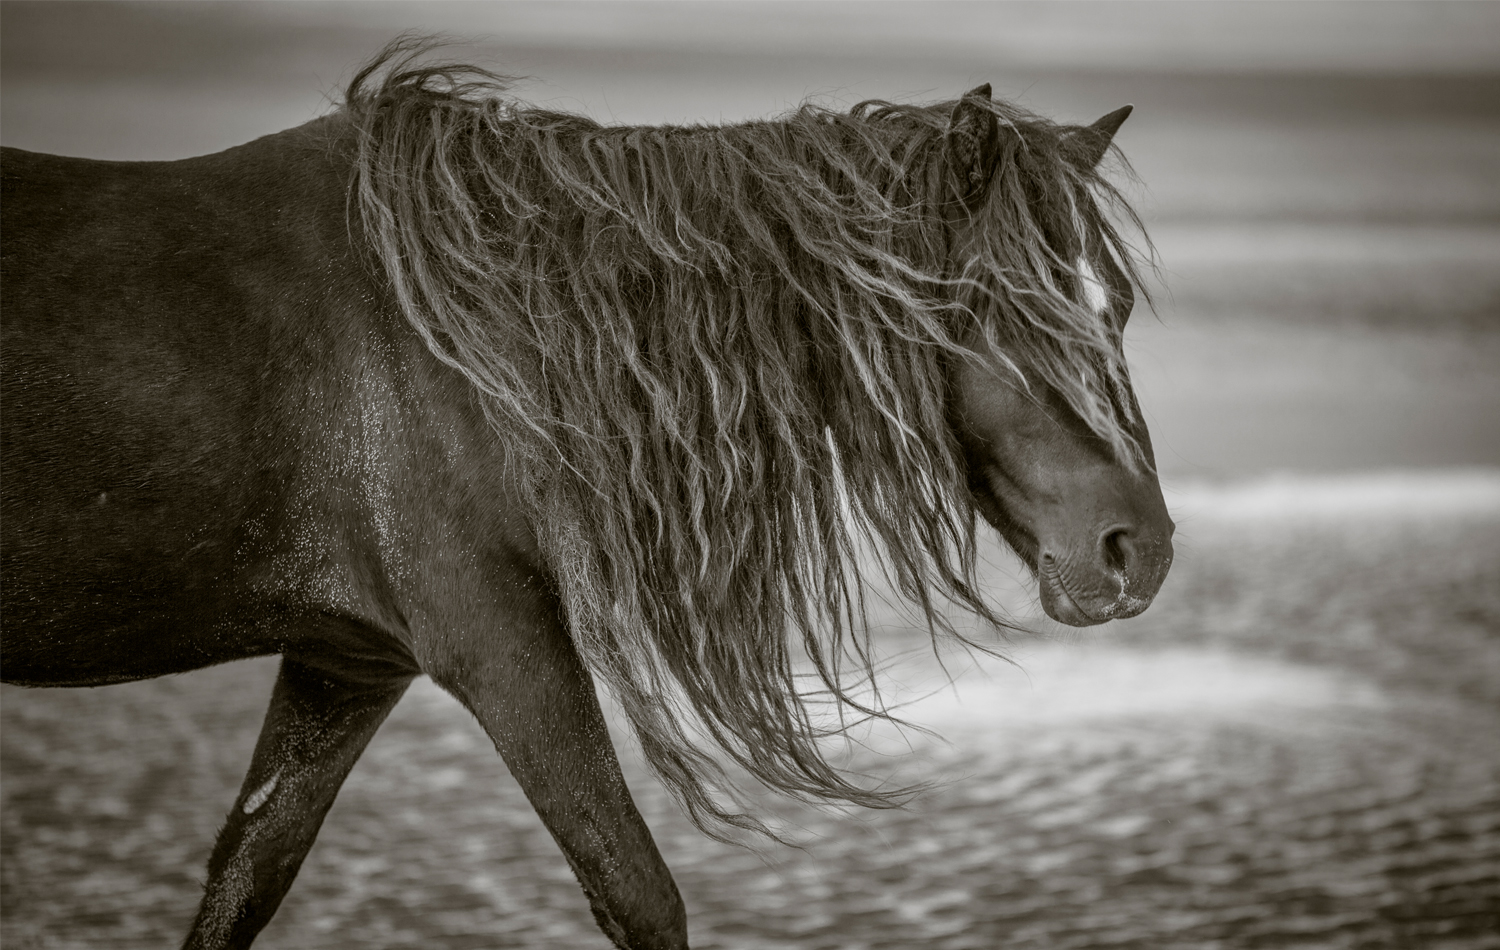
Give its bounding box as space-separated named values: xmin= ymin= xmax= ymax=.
xmin=4 ymin=1 xmax=1500 ymax=159
xmin=8 ymin=1 xmax=1500 ymax=73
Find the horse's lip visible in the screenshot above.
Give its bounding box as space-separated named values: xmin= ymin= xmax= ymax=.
xmin=1039 ymin=557 xmax=1111 ymax=627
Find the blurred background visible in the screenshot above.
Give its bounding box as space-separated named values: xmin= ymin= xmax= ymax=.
xmin=3 ymin=2 xmax=1498 ymax=948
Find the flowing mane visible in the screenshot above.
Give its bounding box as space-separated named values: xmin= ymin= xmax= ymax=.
xmin=347 ymin=45 xmax=1149 ymax=837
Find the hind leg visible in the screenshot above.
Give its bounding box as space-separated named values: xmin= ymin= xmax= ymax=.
xmin=183 ymin=655 xmax=411 ymax=950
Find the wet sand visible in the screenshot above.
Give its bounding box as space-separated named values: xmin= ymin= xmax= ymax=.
xmin=4 ymin=475 xmax=1498 ymax=949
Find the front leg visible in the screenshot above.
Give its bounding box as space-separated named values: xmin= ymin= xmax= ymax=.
xmin=428 ymin=589 xmax=687 ymax=949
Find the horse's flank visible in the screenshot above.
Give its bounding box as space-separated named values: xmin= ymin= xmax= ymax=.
xmin=347 ymin=47 xmax=1151 ymax=837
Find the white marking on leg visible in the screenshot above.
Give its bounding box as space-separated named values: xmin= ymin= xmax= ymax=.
xmin=243 ymin=771 xmax=280 ymax=815
xmin=1078 ymin=256 xmax=1108 ymax=317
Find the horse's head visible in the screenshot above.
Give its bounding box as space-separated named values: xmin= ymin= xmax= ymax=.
xmin=941 ymin=90 xmax=1173 ymax=626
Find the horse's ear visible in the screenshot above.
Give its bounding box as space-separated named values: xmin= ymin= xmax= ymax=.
xmin=944 ymin=84 xmax=1001 ymax=207
xmin=1067 ymin=104 xmax=1133 ymax=170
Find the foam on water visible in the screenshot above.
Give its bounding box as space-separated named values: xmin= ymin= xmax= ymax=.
xmin=861 ymin=646 xmax=1386 ymax=746
xmin=1164 ymin=467 xmax=1500 ymax=523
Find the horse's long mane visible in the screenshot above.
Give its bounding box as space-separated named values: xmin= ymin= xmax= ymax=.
xmin=347 ymin=42 xmax=1148 ymax=838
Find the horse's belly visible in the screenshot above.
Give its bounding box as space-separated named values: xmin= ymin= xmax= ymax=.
xmin=1 ymin=393 xmax=278 ymax=684
xmin=1 ymin=306 xmax=281 ymax=684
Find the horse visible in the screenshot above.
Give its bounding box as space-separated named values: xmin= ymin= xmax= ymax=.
xmin=1 ymin=44 xmax=1173 ymax=950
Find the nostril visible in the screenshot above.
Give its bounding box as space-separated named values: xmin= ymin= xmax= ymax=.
xmin=1100 ymin=526 xmax=1135 ymax=572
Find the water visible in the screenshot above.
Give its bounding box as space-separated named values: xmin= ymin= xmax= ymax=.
xmin=5 ymin=475 xmax=1499 ymax=948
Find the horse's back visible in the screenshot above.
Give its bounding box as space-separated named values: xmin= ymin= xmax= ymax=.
xmin=1 ymin=125 xmax=384 ymax=685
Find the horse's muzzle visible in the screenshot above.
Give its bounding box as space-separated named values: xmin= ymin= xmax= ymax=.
xmin=1038 ymin=520 xmax=1174 ymax=626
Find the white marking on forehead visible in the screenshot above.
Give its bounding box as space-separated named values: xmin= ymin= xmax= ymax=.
xmin=1077 ymin=256 xmax=1109 ymax=318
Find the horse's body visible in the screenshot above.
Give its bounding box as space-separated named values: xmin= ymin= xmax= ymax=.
xmin=2 ymin=49 xmax=1172 ymax=950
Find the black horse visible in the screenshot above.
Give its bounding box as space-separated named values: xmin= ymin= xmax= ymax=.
xmin=1 ymin=47 xmax=1172 ymax=949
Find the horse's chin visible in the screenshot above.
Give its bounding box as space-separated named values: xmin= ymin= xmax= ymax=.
xmin=970 ymin=486 xmax=1107 ymax=627
xmin=1038 ymin=561 xmax=1111 ymax=627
